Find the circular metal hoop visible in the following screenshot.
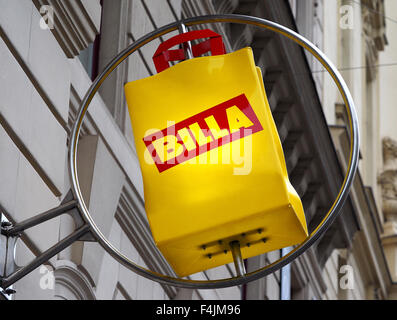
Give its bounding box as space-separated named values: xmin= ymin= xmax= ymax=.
xmin=68 ymin=14 xmax=359 ymax=289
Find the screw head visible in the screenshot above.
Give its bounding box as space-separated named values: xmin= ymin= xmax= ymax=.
xmin=1 ymin=221 xmax=12 ymax=228
xmin=4 ymin=288 xmax=16 ymax=295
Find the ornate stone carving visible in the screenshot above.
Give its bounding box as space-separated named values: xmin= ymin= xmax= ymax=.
xmin=379 ymin=138 xmax=397 ymax=281
xmin=382 ymin=137 xmax=397 ymax=169
xmin=54 ymin=260 xmax=96 ymax=300
xmin=378 ymin=138 xmax=397 ymax=219
xmin=362 ymin=0 xmax=388 ymax=81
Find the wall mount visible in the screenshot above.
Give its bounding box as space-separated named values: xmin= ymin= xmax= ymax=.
xmin=0 ymin=14 xmax=359 ymax=293
xmin=0 ymin=190 xmax=94 ymax=292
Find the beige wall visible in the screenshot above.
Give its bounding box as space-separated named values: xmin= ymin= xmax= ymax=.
xmin=379 ymin=0 xmax=397 ymax=140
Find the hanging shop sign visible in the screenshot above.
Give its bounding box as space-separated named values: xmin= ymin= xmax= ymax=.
xmin=124 ymin=29 xmax=308 ymax=276
xmin=64 ymin=14 xmax=359 ymax=290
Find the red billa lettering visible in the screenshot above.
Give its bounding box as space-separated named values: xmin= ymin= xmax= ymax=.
xmin=143 ymin=94 xmax=263 ymax=172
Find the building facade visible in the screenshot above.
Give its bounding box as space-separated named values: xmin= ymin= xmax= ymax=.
xmin=0 ymin=0 xmax=397 ymax=300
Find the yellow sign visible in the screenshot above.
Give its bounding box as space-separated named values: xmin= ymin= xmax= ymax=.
xmin=124 ymin=33 xmax=308 ymax=276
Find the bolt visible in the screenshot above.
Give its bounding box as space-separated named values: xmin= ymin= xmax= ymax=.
xmin=4 ymin=288 xmax=16 ymax=295
xmin=1 ymin=221 xmax=12 ymax=228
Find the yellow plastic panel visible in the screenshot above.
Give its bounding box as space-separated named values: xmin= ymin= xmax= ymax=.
xmin=124 ymin=47 xmax=308 ymax=277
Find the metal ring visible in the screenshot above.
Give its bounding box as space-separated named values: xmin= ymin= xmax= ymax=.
xmin=68 ymin=14 xmax=359 ymax=289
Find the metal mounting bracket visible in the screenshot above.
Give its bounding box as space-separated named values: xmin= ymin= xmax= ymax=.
xmin=0 ymin=189 xmax=95 ymax=291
